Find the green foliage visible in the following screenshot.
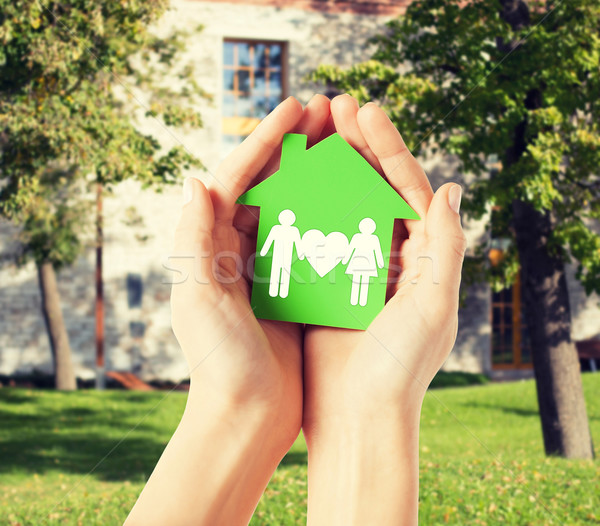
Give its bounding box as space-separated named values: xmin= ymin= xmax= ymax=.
xmin=311 ymin=0 xmax=600 ymax=294
xmin=1 ymin=375 xmax=599 ymax=524
xmin=0 ymin=0 xmax=208 ymax=267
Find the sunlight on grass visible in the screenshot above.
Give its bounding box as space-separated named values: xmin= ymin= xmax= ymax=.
xmin=1 ymin=375 xmax=599 ymax=525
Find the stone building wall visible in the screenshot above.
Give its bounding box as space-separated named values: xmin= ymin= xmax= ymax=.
xmin=0 ymin=0 xmax=417 ymax=381
xmin=1 ymin=0 xmax=596 ymax=381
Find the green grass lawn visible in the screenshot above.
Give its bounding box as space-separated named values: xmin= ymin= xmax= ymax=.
xmin=1 ymin=374 xmax=599 ymax=525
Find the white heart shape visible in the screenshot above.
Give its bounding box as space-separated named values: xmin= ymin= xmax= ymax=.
xmin=301 ymin=230 xmax=349 ymax=278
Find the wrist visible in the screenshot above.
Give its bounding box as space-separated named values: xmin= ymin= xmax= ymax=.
xmin=127 ymin=381 xmax=296 ymax=526
xmin=303 ymin=382 xmax=424 ymax=441
xmin=305 ymin=407 xmax=421 ymax=458
xmin=184 ymin=380 xmax=301 ymax=454
xmin=305 ymin=411 xmax=421 ymax=526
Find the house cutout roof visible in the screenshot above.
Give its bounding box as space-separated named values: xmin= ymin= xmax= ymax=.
xmin=237 ymin=132 xmax=419 ymax=330
xmin=238 ymin=133 xmax=419 ymax=221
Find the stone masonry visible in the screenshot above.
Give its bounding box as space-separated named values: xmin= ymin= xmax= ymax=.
xmin=1 ymin=0 xmax=597 ymax=381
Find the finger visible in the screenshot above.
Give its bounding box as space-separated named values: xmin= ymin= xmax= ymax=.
xmin=357 ymin=102 xmax=434 ymax=234
xmin=234 ymin=95 xmax=331 ymax=284
xmin=318 ymin=114 xmax=336 ymax=142
xmin=297 ymin=94 xmax=331 ymax=147
xmin=330 ymin=94 xmax=382 ymax=173
xmin=210 ymin=96 xmax=304 ymax=222
xmin=234 ymin=94 xmax=330 ymax=235
xmin=420 ymin=183 xmax=466 ymax=310
xmin=172 ymin=177 xmax=216 ymax=291
xmin=251 ymin=94 xmax=331 ymax=189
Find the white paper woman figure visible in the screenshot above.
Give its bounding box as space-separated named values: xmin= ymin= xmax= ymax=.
xmin=260 ymin=209 xmax=304 ymax=298
xmin=342 ymin=218 xmax=384 ymax=307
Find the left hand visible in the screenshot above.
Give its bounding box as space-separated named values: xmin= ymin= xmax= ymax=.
xmin=303 ymin=94 xmax=467 ymax=436
xmin=301 ymin=94 xmax=466 ymax=525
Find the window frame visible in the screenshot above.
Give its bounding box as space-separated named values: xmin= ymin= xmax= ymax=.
xmin=490 ymin=272 xmax=533 ymax=370
xmin=221 ymin=38 xmax=289 ymax=139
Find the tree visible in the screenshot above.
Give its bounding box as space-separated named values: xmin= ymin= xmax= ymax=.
xmin=0 ymin=0 xmax=207 ymax=389
xmin=312 ymin=0 xmax=598 ymax=459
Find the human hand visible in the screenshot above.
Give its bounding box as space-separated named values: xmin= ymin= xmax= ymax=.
xmin=302 ymin=95 xmax=466 ymax=525
xmin=171 ymin=95 xmax=331 ymax=441
xmin=126 ymin=96 xmax=333 ymax=526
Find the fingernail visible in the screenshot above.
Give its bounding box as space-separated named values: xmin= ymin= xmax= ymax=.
xmin=182 ymin=177 xmax=193 ymax=206
xmin=449 ymin=184 xmax=462 ymax=214
xmin=307 ymin=94 xmax=319 ymax=106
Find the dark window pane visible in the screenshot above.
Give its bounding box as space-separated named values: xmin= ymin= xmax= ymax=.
xmin=129 ymin=321 xmax=146 ymax=338
xmin=505 ymin=286 xmax=513 ymax=302
xmin=223 ymin=69 xmax=234 ymax=91
xmin=492 ymin=332 xmax=501 ymax=350
xmin=269 ymin=71 xmax=282 ymax=94
xmin=254 ymin=71 xmax=266 ymax=93
xmin=504 ymin=307 xmax=513 ymax=326
xmin=253 ymin=44 xmax=267 ymax=69
xmin=126 ymin=273 xmax=143 ymax=308
xmin=503 ymin=328 xmax=513 ymax=350
xmin=223 ymin=94 xmax=235 ymax=117
xmin=223 ymin=42 xmax=234 ymax=66
xmin=269 ymin=44 xmax=281 ymax=67
xmin=238 ymin=44 xmax=250 ymax=66
xmin=492 ymin=307 xmax=501 ymax=326
xmin=238 ymin=70 xmax=250 ymax=93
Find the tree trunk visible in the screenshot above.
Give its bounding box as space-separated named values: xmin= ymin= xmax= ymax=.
xmin=37 ymin=261 xmax=77 ymax=390
xmin=512 ymin=202 xmax=594 ymax=458
xmin=500 ymin=0 xmax=593 ymax=459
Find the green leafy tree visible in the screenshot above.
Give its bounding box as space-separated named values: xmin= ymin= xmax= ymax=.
xmin=0 ymin=0 xmax=207 ymax=389
xmin=312 ymin=0 xmax=598 ymax=458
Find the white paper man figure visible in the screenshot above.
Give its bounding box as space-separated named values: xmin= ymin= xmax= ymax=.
xmin=342 ymin=217 xmax=384 ymax=307
xmin=260 ymin=209 xmax=304 ymax=298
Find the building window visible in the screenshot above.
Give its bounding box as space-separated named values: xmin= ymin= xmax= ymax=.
xmin=222 ymin=39 xmax=287 ymax=157
xmin=491 ymin=274 xmax=532 ymax=369
xmin=489 ymin=204 xmax=532 ymax=369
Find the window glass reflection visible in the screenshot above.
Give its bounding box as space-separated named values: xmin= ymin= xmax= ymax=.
xmin=223 ymin=94 xmax=235 ymax=117
xmin=269 ymin=45 xmax=281 ymax=68
xmin=253 ymin=44 xmax=266 ymax=69
xmin=269 ymin=71 xmax=282 ymax=95
xmin=237 ymin=94 xmax=252 ymax=117
xmin=237 ymin=70 xmax=250 ymax=93
xmin=223 ymin=70 xmax=234 ymax=91
xmin=238 ymin=44 xmax=250 ymax=66
xmin=223 ymin=42 xmax=234 ymax=66
xmin=222 ymin=41 xmax=285 ymax=156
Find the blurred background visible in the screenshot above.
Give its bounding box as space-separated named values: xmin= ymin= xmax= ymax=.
xmin=1 ymin=0 xmax=598 ymax=524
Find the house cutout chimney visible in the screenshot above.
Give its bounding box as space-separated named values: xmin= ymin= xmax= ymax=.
xmin=279 ymin=133 xmax=307 ymax=171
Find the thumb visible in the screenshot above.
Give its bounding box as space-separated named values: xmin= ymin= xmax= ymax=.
xmin=422 ymin=183 xmax=467 ymax=309
xmin=170 ymin=177 xmax=216 ymax=291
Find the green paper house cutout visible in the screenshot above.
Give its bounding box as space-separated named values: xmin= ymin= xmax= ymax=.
xmin=237 ymin=133 xmax=419 ymax=330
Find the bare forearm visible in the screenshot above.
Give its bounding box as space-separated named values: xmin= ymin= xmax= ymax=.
xmin=125 ymin=386 xmax=288 ymax=526
xmin=305 ymin=409 xmax=421 ymax=526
